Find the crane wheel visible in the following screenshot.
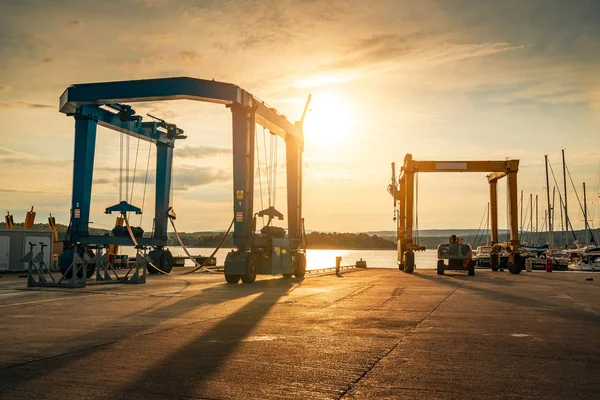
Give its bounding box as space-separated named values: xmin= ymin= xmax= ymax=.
xmin=398 ymin=264 xmax=405 ymax=271
xmin=241 ymin=255 xmax=257 ymax=283
xmin=404 ymin=252 xmax=415 ymax=274
xmin=468 ymin=261 xmax=475 ymax=276
xmin=225 ymin=274 xmax=241 ymax=284
xmin=160 ymin=250 xmax=174 ymax=273
xmin=147 ymin=249 xmax=173 ymax=274
xmin=437 ymin=260 xmax=445 ymax=275
xmin=508 ymin=263 xmax=522 ymax=275
xmin=282 ymin=273 xmax=293 ymax=278
xmin=294 ymin=253 xmax=307 ymax=278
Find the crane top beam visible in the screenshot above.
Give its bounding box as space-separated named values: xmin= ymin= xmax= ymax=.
xmin=399 ymin=155 xmax=519 ymax=180
xmin=59 ymin=76 xmax=303 ymax=141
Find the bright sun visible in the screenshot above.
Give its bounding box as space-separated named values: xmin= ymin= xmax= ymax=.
xmin=302 ymin=92 xmax=353 ymax=148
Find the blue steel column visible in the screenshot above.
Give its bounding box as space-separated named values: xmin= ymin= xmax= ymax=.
xmin=69 ymin=113 xmax=98 ymax=242
xmin=285 ymin=135 xmax=302 ymax=248
xmin=154 ymin=141 xmax=173 ymax=241
xmin=231 ymin=103 xmax=255 ymax=249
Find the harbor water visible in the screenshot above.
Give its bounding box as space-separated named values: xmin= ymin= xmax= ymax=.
xmin=121 ymin=248 xmax=440 ymax=270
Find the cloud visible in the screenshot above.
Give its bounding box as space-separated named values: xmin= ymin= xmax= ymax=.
xmin=0 ymin=145 xmax=36 ymax=162
xmin=173 ymin=167 xmax=229 ymax=190
xmin=176 ymin=145 xmax=230 ymax=158
xmin=0 ymin=101 xmax=53 ymax=108
xmin=295 ymin=32 xmax=526 ymax=88
xmin=93 ymin=178 xmax=114 ymax=185
xmin=0 ymin=187 xmax=67 ymax=195
xmin=179 ymin=50 xmax=202 ymax=64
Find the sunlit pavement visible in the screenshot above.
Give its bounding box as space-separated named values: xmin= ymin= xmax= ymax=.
xmin=0 ymin=269 xmax=598 ymax=399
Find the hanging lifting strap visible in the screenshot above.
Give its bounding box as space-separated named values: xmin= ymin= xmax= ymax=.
xmin=122 ymin=212 xmax=169 ymax=274
xmin=168 ymin=216 xmax=234 ymax=274
xmin=122 ymin=211 xmax=234 ymax=275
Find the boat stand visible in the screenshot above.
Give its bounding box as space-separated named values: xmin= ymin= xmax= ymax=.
xmin=23 ymin=242 xmax=59 ymax=288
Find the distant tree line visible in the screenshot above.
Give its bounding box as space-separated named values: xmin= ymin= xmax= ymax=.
xmin=3 ymin=222 xmax=597 ymax=250
xmin=305 ymin=232 xmax=395 ymax=249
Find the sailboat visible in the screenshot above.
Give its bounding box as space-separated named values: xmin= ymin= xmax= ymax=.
xmin=530 ymin=154 xmax=570 ymax=270
xmin=568 ymin=181 xmax=600 ymax=271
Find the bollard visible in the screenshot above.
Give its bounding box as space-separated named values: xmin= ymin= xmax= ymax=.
xmin=526 ymin=257 xmax=532 ymax=272
xmin=335 ymin=256 xmax=342 ymax=275
xmin=545 ymin=256 xmax=553 ymax=273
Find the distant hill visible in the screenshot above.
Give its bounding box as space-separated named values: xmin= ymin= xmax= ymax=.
xmin=366 ymin=229 xmax=510 ymax=238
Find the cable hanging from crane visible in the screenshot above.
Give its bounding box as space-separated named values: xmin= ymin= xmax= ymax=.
xmin=415 ymin=171 xmax=419 ymax=245
xmin=139 ymin=142 xmax=152 ymax=227
xmin=256 ymin=127 xmax=265 ymax=227
xmin=123 ymin=210 xmax=234 ymax=275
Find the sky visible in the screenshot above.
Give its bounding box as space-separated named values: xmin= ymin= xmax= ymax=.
xmin=0 ymin=0 xmax=599 ymax=234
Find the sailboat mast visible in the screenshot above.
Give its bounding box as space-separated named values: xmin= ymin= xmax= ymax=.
xmin=535 ymin=194 xmax=539 ymax=237
xmin=487 ymin=202 xmax=490 ymax=245
xmin=584 ymin=182 xmax=588 ymax=248
xmin=552 ymin=186 xmax=556 ymax=248
xmin=545 ymin=155 xmax=553 ymax=248
xmin=530 ymin=193 xmax=533 ymax=246
xmin=562 ymin=149 xmax=569 ymax=248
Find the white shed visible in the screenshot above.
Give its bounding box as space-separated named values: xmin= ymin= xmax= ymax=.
xmin=0 ymin=229 xmax=55 ymax=272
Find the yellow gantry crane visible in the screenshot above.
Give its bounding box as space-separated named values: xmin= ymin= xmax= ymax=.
xmin=389 ymin=154 xmax=523 ymax=274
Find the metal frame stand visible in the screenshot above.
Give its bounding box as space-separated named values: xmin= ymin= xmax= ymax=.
xmin=24 ymin=243 xmax=148 ymax=288
xmin=23 ymin=242 xmax=58 ymax=287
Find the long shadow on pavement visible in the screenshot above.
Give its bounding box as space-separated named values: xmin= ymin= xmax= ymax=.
xmin=117 ymin=277 xmax=297 ymax=398
xmin=0 ymin=276 xmax=301 ymax=397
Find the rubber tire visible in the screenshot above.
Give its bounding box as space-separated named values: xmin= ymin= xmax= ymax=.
xmin=160 ymin=250 xmax=174 ymax=274
xmin=437 ymin=260 xmax=445 ymax=275
xmin=404 ymin=252 xmax=415 ymax=274
xmin=398 ymin=263 xmax=405 ymax=271
xmin=148 ymin=250 xmax=173 ymax=274
xmin=241 ymin=255 xmax=257 ymax=283
xmin=508 ymin=263 xmax=522 ymax=275
xmin=294 ymin=253 xmax=307 ymax=278
xmin=147 ymin=250 xmax=161 ymax=274
xmin=468 ymin=261 xmax=475 ymax=276
xmin=282 ymin=273 xmax=293 ymax=278
xmin=490 ymin=253 xmax=500 ymax=272
xmin=225 ymin=274 xmax=241 ymax=284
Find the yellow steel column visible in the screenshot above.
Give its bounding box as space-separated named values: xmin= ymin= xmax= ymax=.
xmin=508 ymin=171 xmax=520 ymax=251
xmin=489 ymin=180 xmax=498 ymax=244
xmin=398 ymin=175 xmax=406 ymax=241
xmin=405 ymin=171 xmax=414 ymax=247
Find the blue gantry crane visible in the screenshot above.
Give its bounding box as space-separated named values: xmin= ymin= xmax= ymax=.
xmin=59 ymin=77 xmax=307 ymax=284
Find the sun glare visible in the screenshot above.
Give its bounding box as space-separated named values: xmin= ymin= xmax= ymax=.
xmin=303 ymin=92 xmax=354 ymax=148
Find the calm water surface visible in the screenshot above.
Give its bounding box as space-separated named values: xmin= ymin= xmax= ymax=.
xmin=123 ymin=247 xmax=439 ymax=270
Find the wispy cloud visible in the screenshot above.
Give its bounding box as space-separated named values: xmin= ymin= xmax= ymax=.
xmin=295 ymin=33 xmax=526 ymax=88
xmin=0 ymin=187 xmax=67 ymax=195
xmin=173 ymin=166 xmax=229 ymax=190
xmin=0 ymin=101 xmax=53 ymax=109
xmin=177 ymin=145 xmax=230 ymax=158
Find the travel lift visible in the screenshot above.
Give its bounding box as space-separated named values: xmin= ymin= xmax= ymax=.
xmin=56 ymin=77 xmax=307 ymax=287
xmin=389 ymin=154 xmax=524 ymax=275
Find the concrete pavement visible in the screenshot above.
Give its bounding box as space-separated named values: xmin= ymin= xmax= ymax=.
xmin=0 ymin=268 xmax=598 ymax=399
